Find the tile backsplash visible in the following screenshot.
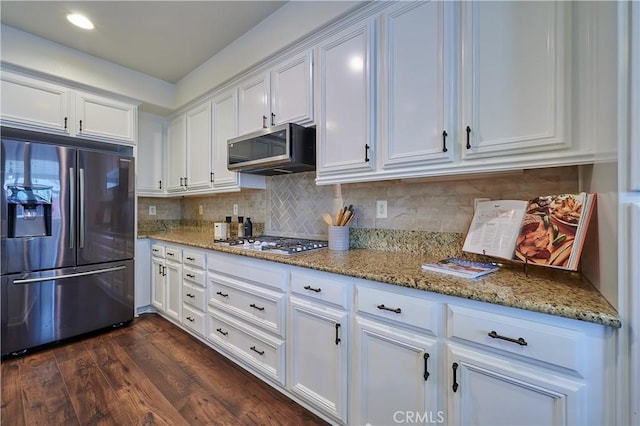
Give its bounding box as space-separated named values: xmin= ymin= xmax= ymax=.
xmin=138 ymin=166 xmax=580 ymax=239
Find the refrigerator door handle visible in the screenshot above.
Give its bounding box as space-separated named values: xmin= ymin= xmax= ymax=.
xmin=69 ymin=167 xmax=75 ymax=249
xmin=12 ymin=265 xmax=127 ymax=285
xmin=79 ymin=168 xmax=85 ymax=248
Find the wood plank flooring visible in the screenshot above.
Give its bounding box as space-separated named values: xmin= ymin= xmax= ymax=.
xmin=1 ymin=313 xmax=329 ymax=425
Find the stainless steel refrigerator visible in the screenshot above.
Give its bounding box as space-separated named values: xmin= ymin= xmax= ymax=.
xmin=1 ymin=128 xmax=135 ymax=356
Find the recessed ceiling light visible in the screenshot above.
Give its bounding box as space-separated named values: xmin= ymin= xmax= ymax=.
xmin=66 ymin=13 xmax=94 ymax=30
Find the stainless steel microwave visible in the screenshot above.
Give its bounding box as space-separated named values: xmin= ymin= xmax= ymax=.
xmin=227 ymin=123 xmax=316 ymax=175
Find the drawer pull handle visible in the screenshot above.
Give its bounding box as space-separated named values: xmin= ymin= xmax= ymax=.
xmin=452 ymin=362 xmax=459 ymax=392
xmin=186 ymin=256 xmax=195 ymax=261
xmin=152 ymin=248 xmax=159 ymax=252
xmin=488 ymin=330 xmax=528 ymax=346
xmin=377 ymin=304 xmax=401 ymax=314
xmin=167 ymin=252 xmax=174 ymax=257
xmin=216 ymin=327 xmax=228 ymax=336
xmin=250 ymin=346 xmax=265 ymax=356
xmin=304 ymin=285 xmax=321 ymax=293
xmin=335 ymin=323 xmax=341 ymax=345
xmin=186 ymin=293 xmax=195 ymax=298
xmin=423 ymin=353 xmax=430 ymax=381
xmin=186 ymin=273 xmax=195 ymax=278
xmin=216 ymin=291 xmax=229 ymax=298
xmin=250 ymin=303 xmax=265 ymax=311
xmin=186 ymin=316 xmax=194 ymax=322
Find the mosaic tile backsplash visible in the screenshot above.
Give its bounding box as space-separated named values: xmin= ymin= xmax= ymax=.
xmin=138 ymin=166 xmax=580 ymax=240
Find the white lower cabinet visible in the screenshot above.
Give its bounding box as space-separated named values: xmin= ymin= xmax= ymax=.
xmin=181 ymin=248 xmax=207 ymax=336
xmin=289 ymin=297 xmax=348 ymax=424
xmin=150 ymin=243 xmax=182 ymax=323
xmin=447 ymin=344 xmax=584 ymax=426
xmin=353 ymin=316 xmax=438 ymax=426
xmin=151 ymin=255 xmax=165 ymax=311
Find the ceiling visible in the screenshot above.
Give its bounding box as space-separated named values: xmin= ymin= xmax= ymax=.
xmin=0 ymin=1 xmax=288 ymax=83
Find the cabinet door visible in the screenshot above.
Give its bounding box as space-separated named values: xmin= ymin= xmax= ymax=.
xmin=271 ymin=51 xmax=313 ymax=126
xmin=137 ymin=112 xmax=164 ymax=194
xmin=151 ymin=257 xmax=165 ymax=311
xmin=0 ymin=71 xmax=70 ymax=135
xmin=185 ymin=101 xmax=213 ymax=191
xmin=317 ymin=19 xmax=376 ymax=176
xmin=212 ymin=90 xmax=240 ymax=188
xmin=164 ymin=260 xmax=182 ymax=321
xmin=238 ymin=72 xmax=269 ymax=136
xmin=353 ymin=316 xmax=438 ymax=426
xmin=75 ymin=91 xmax=137 ymax=144
xmin=447 ymin=344 xmax=585 ymax=426
xmin=135 ymin=239 xmax=152 ymax=310
xmin=166 ymin=115 xmax=187 ymax=192
xmin=380 ymin=1 xmax=455 ymax=169
xmin=289 ymin=297 xmax=348 ymax=424
xmin=460 ymin=1 xmax=569 ymax=159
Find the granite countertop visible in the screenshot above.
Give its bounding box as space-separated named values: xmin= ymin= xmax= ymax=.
xmin=142 ymin=228 xmax=621 ymax=328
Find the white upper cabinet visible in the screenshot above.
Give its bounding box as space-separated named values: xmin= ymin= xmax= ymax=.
xmin=1 ymin=70 xmax=137 ymax=145
xmin=136 ymin=112 xmax=165 ymax=195
xmin=166 ymin=114 xmax=187 ymax=193
xmin=379 ymin=1 xmax=456 ymax=170
xmin=238 ymin=50 xmax=313 ymax=136
xmin=212 ymin=89 xmax=241 ymax=189
xmin=185 ymin=101 xmax=213 ymax=191
xmin=316 ymin=18 xmax=376 ymax=179
xmin=460 ymin=1 xmax=569 ymax=159
xmin=75 ymin=91 xmax=137 ymax=144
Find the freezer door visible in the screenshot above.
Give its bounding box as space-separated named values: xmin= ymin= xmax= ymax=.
xmin=77 ymin=150 xmax=134 ymax=265
xmin=1 ymin=260 xmax=134 ymax=356
xmin=1 ymin=139 xmax=76 ymax=274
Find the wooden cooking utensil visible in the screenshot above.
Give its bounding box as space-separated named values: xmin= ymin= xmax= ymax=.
xmin=322 ymin=212 xmax=334 ymax=226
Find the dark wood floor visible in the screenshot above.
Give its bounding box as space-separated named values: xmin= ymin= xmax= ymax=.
xmin=1 ymin=313 xmax=329 ymax=425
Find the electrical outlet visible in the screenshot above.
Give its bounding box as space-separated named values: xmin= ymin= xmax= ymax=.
xmin=474 ymin=198 xmax=491 ymax=211
xmin=198 ymin=205 xmax=204 ymax=215
xmin=376 ymin=200 xmax=387 ymax=219
xmin=148 ymin=205 xmax=156 ymax=216
xmin=233 ymin=204 xmax=238 ymax=215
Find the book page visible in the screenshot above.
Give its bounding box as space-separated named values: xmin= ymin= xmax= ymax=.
xmin=463 ymin=200 xmax=528 ymax=259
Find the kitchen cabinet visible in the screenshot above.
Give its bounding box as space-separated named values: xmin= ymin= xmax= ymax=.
xmin=1 ymin=69 xmax=137 ymax=145
xmin=206 ymin=251 xmax=287 ymax=386
xmin=352 ymin=283 xmax=440 ymax=426
xmin=150 ymin=244 xmax=166 ymax=311
xmin=135 ymin=239 xmax=152 ymax=313
xmin=136 ymin=112 xmax=165 ymax=195
xmin=288 ymin=268 xmax=350 ymax=424
xmin=181 ymin=249 xmax=207 ymax=336
xmin=379 ymin=1 xmax=456 ymax=170
xmin=459 ymin=1 xmax=569 ymax=160
xmin=211 ymin=89 xmax=266 ymax=191
xmin=237 ymin=50 xmax=313 ymax=136
xmin=166 ymin=102 xmax=213 ymax=193
xmin=150 ymin=243 xmax=182 ymax=322
xmin=316 ymin=18 xmax=376 ymax=178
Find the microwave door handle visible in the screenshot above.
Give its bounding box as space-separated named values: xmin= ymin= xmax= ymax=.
xmin=79 ymin=168 xmax=85 ymax=249
xmin=69 ymin=167 xmax=75 ymax=249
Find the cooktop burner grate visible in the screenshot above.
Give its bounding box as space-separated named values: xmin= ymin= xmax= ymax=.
xmin=214 ymin=235 xmax=328 ymax=255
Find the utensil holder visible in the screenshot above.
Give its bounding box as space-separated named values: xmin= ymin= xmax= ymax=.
xmin=328 ymin=226 xmax=350 ymax=251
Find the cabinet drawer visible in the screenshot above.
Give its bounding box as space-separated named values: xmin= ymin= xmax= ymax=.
xmin=183 ymin=250 xmax=205 ymax=269
xmin=207 ymin=252 xmax=287 ymax=291
xmin=290 ymin=267 xmax=348 ymax=309
xmin=165 ymin=246 xmax=182 ymax=262
xmin=356 ymin=284 xmax=438 ymax=334
xmin=151 ymin=244 xmax=165 ymax=258
xmin=182 ymin=305 xmax=205 ymax=336
xmin=208 ymin=274 xmax=285 ymax=337
xmin=207 ymin=310 xmax=285 ymax=385
xmin=447 ymin=305 xmax=585 ymax=373
xmin=183 ymin=282 xmax=206 ymax=311
xmin=183 ymin=267 xmax=206 ymax=287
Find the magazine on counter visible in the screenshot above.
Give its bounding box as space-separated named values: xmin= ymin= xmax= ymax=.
xmin=462 ymin=193 xmax=596 ymax=271
xmin=421 ymin=257 xmax=500 ymax=279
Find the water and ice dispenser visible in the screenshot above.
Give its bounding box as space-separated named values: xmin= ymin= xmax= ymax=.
xmin=6 ymin=185 xmax=53 ymax=238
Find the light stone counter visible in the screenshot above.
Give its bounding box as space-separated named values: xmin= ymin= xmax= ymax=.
xmin=142 ymin=228 xmax=621 ymax=328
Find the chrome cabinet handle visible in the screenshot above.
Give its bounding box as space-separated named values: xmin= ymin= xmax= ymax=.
xmin=262 ymin=115 xmax=267 ymax=128
xmin=13 ymin=265 xmax=126 ymax=284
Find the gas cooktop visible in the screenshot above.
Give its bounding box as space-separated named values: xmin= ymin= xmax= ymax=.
xmin=214 ymin=235 xmax=328 ymax=255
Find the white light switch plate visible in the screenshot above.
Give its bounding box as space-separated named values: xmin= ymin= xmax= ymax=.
xmin=148 ymin=205 xmax=156 ymax=216
xmin=376 ymin=200 xmax=387 ymax=218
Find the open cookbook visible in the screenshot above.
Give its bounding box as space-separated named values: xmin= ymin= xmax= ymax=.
xmin=462 ymin=193 xmax=596 ymax=271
